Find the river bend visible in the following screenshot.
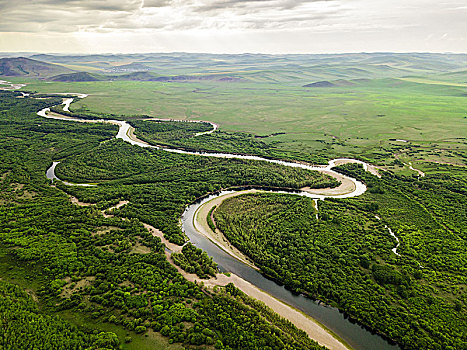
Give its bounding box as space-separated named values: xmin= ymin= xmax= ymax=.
xmin=37 ymin=93 xmax=400 ymax=350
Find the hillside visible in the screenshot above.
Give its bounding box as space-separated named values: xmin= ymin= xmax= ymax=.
xmin=303 ymin=79 xmax=355 ymax=88
xmin=104 ymin=62 xmax=152 ymax=73
xmin=7 ymin=53 xmax=467 ymax=84
xmin=0 ymin=57 xmax=73 ymax=77
xmin=49 ymin=71 xmax=244 ymax=82
xmin=303 ymin=81 xmax=336 ymax=88
xmin=50 ymin=72 xmax=103 ymax=82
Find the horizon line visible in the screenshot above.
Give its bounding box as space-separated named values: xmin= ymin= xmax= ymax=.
xmin=1 ymin=51 xmax=467 ymax=56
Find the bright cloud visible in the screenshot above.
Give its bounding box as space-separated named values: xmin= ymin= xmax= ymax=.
xmin=0 ymin=0 xmax=465 ymax=53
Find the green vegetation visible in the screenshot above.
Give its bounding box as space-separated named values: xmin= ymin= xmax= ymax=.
xmin=131 ymin=119 xmax=330 ymax=164
xmin=214 ymin=165 xmax=467 ymax=350
xmin=207 ymin=205 xmax=217 ymax=232
xmin=172 ymin=243 xmax=218 ymax=279
xmin=3 ymin=52 xmax=467 ymax=349
xmin=23 ymin=75 xmax=467 ymax=168
xmin=0 ymin=280 xmax=120 ymax=349
xmin=131 ymin=119 xmax=213 ymax=146
xmin=0 ymin=91 xmax=326 ymax=349
xmin=53 ymin=137 xmax=336 ymax=245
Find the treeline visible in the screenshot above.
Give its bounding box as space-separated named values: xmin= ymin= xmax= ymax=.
xmin=214 ymin=166 xmax=467 ymax=350
xmin=50 ymin=103 xmax=121 ymax=121
xmin=130 ymin=119 xmax=213 ymax=143
xmin=207 ymin=205 xmax=217 ymax=232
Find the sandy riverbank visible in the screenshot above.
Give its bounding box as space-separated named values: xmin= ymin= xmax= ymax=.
xmin=193 ymin=190 xmax=261 ymax=269
xmin=302 ymin=169 xmax=356 ymax=196
xmin=165 ymin=249 xmax=349 ymax=350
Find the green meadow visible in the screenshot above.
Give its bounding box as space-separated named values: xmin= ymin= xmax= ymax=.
xmin=22 ymin=76 xmax=467 ymax=172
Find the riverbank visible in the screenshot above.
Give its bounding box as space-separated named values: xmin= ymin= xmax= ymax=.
xmin=193 ymin=190 xmax=261 ymax=269
xmin=168 ymin=257 xmax=350 ymax=350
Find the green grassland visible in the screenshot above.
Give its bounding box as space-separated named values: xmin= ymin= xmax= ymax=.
xmin=19 ymin=76 xmax=467 ymax=171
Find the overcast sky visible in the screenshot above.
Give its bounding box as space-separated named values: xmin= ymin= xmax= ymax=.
xmin=0 ymin=0 xmax=466 ymax=54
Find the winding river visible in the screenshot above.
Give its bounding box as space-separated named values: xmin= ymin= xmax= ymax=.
xmin=37 ymin=92 xmax=400 ymax=350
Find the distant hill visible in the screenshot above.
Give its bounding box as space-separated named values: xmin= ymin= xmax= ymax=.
xmin=49 ymin=72 xmax=103 ymax=82
xmin=304 ymin=81 xmax=336 ymax=88
xmin=49 ymin=71 xmax=244 ymax=82
xmin=0 ymin=57 xmax=73 ymax=77
xmin=104 ymin=62 xmax=152 ymax=73
xmin=9 ymin=52 xmax=466 ymax=84
xmin=303 ymin=79 xmax=357 ymax=88
xmin=112 ymin=71 xmax=159 ymax=81
xmin=49 ymin=71 xmax=157 ymax=82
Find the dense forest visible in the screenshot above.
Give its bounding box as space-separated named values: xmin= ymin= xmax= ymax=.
xmin=0 ymin=280 xmax=121 ymax=349
xmin=214 ymin=164 xmax=466 ymax=350
xmin=0 ymin=91 xmax=327 ymax=349
xmin=172 ymin=243 xmax=219 ymax=279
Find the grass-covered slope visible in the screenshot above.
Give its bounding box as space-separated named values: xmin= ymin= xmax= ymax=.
xmin=50 ymin=71 xmax=104 ymax=82
xmin=0 ymin=57 xmax=73 ymax=78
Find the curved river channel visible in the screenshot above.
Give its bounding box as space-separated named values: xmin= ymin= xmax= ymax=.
xmin=37 ymin=93 xmax=400 ymax=350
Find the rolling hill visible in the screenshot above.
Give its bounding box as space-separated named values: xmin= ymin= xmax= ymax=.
xmin=49 ymin=72 xmax=103 ymax=82
xmin=49 ymin=71 xmax=244 ymax=82
xmin=0 ymin=57 xmax=73 ymax=77
xmin=303 ymin=79 xmax=356 ymax=88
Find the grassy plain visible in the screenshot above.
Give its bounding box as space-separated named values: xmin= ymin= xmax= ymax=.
xmin=20 ymin=77 xmax=467 ymax=172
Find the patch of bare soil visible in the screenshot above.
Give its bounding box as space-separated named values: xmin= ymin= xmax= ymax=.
xmin=131 ymin=242 xmax=151 ymax=254
xmin=60 ymin=276 xmax=95 ymax=298
xmin=92 ymin=226 xmax=123 ymax=236
xmin=302 ymin=170 xmax=356 ymax=196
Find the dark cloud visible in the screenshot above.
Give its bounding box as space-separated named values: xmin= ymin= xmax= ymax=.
xmin=143 ymin=0 xmax=172 ymax=8
xmin=0 ymin=0 xmax=141 ymax=12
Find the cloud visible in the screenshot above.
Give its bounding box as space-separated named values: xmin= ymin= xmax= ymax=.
xmin=0 ymin=0 xmax=465 ymax=53
xmin=192 ymin=0 xmax=334 ymax=13
xmin=143 ymin=0 xmax=172 ymax=7
xmin=0 ymin=0 xmax=345 ymax=33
